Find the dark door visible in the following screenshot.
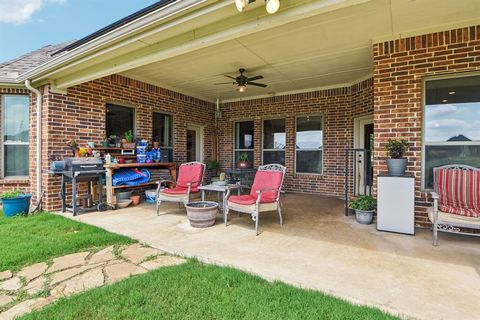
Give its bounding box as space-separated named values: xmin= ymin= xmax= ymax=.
xmin=186 ymin=129 xmax=197 ymax=162
xmin=363 ymin=123 xmax=374 ymax=186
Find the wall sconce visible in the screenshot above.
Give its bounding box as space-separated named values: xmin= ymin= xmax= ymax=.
xmin=235 ymin=0 xmax=280 ymax=14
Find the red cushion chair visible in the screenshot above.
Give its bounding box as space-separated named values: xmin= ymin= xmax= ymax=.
xmin=156 ymin=162 xmax=205 ymax=215
xmin=226 ymin=164 xmax=286 ymax=235
xmin=429 ymin=165 xmax=480 ymax=246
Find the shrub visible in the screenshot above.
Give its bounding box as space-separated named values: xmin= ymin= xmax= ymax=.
xmin=385 ymin=139 xmax=409 ymax=159
xmin=349 ymin=195 xmax=376 ymax=211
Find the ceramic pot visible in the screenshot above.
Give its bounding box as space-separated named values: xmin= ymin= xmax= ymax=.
xmin=130 ymin=195 xmax=141 ymax=206
xmin=386 ymin=158 xmax=407 ymax=176
xmin=2 ymin=194 xmax=31 ymax=217
xmin=355 ymin=209 xmax=374 ymax=225
xmin=236 ymin=161 xmax=250 ymax=169
xmin=185 ymin=201 xmax=218 ymax=228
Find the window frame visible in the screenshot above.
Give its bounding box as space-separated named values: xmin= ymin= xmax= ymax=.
xmin=233 ymin=120 xmax=255 ymax=165
xmin=421 ymin=72 xmax=480 ymax=190
xmin=262 ymin=117 xmax=286 ymax=165
xmin=152 ymin=111 xmax=174 ymax=158
xmin=295 ymin=114 xmax=324 ymax=175
xmin=105 ymin=102 xmax=136 ymax=140
xmin=1 ymin=94 xmax=30 ymax=179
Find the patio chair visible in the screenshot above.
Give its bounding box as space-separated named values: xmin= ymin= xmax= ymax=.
xmin=429 ymin=164 xmax=480 ymax=246
xmin=225 ymin=164 xmax=286 ymax=235
xmin=155 ymin=162 xmax=205 ymax=215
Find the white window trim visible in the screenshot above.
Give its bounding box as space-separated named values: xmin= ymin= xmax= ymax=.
xmin=152 ymin=111 xmax=174 ymax=161
xmin=295 ymin=114 xmax=324 ymax=175
xmin=262 ymin=118 xmax=286 ymax=165
xmin=233 ymin=120 xmax=254 ymax=164
xmin=1 ymin=94 xmax=30 ymax=179
xmin=421 ymin=72 xmax=480 ymax=190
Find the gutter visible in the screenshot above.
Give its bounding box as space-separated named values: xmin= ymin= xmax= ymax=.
xmin=24 ymin=80 xmax=42 ymax=210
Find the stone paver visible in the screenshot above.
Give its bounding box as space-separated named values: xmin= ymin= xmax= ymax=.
xmin=140 ymin=255 xmax=186 ymax=270
xmin=24 ymin=277 xmax=46 ymax=295
xmin=0 ymin=243 xmax=184 ymax=319
xmin=0 ymin=278 xmax=22 ymax=292
xmin=0 ymin=271 xmax=12 ymax=282
xmin=0 ymin=298 xmax=47 ymax=320
xmin=18 ymin=263 xmax=48 ymax=282
xmin=0 ymin=295 xmax=14 ymax=308
xmin=121 ymin=243 xmax=162 ymax=264
xmin=48 ymin=252 xmax=90 ymax=273
xmin=104 ymin=262 xmax=147 ymax=284
xmin=88 ymin=246 xmax=115 ymax=265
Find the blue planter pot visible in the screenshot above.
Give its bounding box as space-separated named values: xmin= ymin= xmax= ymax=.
xmin=2 ymin=194 xmax=31 ymax=217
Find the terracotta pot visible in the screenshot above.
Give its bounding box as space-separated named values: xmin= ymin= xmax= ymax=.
xmin=236 ymin=161 xmax=250 ymax=169
xmin=130 ymin=195 xmax=141 ymax=206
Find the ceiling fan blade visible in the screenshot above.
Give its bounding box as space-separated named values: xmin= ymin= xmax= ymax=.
xmin=247 ymin=75 xmax=263 ymax=81
xmin=214 ymin=82 xmax=235 ymax=85
xmin=225 ymin=75 xmax=237 ymax=81
xmin=247 ymin=81 xmax=267 ymax=88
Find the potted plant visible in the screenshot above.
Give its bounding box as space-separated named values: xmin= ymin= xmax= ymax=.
xmin=101 ymin=135 xmax=110 ymax=148
xmin=236 ymin=152 xmax=250 ymax=169
xmin=2 ymin=189 xmax=32 ymax=217
xmin=385 ymin=138 xmax=409 ymax=176
xmin=349 ymin=195 xmax=376 ymax=225
xmin=123 ymin=130 xmax=135 ymax=149
xmin=207 ymin=159 xmax=221 ymax=181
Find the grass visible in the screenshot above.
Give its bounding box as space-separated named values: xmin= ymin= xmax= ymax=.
xmin=0 ymin=212 xmax=134 ymax=272
xmin=21 ymin=260 xmax=398 ymax=320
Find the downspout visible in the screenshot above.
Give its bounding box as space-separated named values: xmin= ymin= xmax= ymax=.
xmin=24 ymin=80 xmax=42 ymax=208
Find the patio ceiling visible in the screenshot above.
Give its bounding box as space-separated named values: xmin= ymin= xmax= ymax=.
xmin=26 ymin=0 xmax=480 ymax=102
xmin=120 ymin=0 xmax=480 ymax=102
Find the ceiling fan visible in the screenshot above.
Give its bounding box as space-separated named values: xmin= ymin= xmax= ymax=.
xmin=215 ymin=68 xmax=267 ymax=92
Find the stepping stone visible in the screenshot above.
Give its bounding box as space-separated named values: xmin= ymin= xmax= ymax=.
xmin=25 ymin=276 xmax=46 ymax=295
xmin=104 ymin=262 xmax=147 ymax=284
xmin=0 ymin=277 xmax=22 ymax=292
xmin=0 ymin=295 xmax=14 ymax=308
xmin=50 ymin=263 xmax=103 ymax=286
xmin=121 ymin=244 xmax=163 ymax=264
xmin=48 ymin=252 xmax=90 ymax=273
xmin=140 ymin=256 xmax=186 ymax=270
xmin=88 ymin=246 xmax=115 ymax=265
xmin=18 ymin=262 xmax=48 ymax=282
xmin=0 ymin=271 xmax=12 ymax=281
xmin=61 ymin=268 xmax=104 ymax=297
xmin=0 ymin=298 xmax=47 ymax=320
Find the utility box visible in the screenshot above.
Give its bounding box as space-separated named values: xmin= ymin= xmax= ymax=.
xmin=377 ymin=175 xmax=415 ymax=235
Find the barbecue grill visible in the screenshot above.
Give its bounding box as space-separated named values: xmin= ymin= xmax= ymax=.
xmin=60 ymin=157 xmax=107 ymax=215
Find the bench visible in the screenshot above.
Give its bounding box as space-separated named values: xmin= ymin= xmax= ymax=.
xmin=429 ymin=164 xmax=480 ymax=246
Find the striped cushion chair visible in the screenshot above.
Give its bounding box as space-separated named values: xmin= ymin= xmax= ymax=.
xmin=429 ymin=165 xmax=480 ymax=246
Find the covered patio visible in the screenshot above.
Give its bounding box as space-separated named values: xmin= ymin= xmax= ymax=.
xmin=68 ymin=193 xmax=480 ymax=320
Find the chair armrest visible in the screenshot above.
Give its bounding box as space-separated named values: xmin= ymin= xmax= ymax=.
xmin=430 ymin=191 xmax=439 ymax=200
xmin=255 ymin=187 xmax=278 ymax=195
xmin=157 ymin=179 xmax=174 ymax=185
xmin=430 ymin=191 xmax=439 ymax=222
xmin=186 ymin=180 xmax=202 ymax=187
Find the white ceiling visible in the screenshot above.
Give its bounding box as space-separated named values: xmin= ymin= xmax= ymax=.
xmin=120 ymin=0 xmax=480 ymax=102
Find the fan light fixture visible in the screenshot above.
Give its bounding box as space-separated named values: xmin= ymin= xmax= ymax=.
xmin=235 ymin=0 xmax=280 ymax=14
xmin=265 ymin=0 xmax=280 ymax=14
xmin=238 ymin=84 xmax=247 ymax=92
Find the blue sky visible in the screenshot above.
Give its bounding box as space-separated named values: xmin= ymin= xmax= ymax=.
xmin=0 ymin=0 xmax=158 ymax=62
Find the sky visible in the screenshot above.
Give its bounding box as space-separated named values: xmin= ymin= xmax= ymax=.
xmin=0 ymin=0 xmax=158 ymax=63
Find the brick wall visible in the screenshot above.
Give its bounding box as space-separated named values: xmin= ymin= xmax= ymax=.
xmin=39 ymin=75 xmax=215 ymax=211
xmin=0 ymin=87 xmax=31 ymax=194
xmin=373 ymin=25 xmax=480 ymax=227
xmin=219 ymin=78 xmax=373 ymax=197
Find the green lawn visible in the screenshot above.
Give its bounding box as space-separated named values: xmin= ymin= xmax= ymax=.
xmin=0 ymin=213 xmax=134 ymax=272
xmin=22 ymin=260 xmax=398 ymax=320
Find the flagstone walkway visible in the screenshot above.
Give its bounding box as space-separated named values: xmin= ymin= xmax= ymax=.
xmin=0 ymin=243 xmax=185 ymax=320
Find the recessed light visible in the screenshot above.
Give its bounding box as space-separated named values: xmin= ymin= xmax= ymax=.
xmin=448 ymin=91 xmax=455 ymax=95
xmin=442 ymin=99 xmax=448 ymax=103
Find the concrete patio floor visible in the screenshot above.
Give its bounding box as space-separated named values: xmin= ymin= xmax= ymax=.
xmin=66 ymin=193 xmax=480 ymax=320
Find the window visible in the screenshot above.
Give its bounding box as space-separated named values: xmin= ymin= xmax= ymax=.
xmin=424 ymin=75 xmax=480 ymax=188
xmin=234 ymin=121 xmax=254 ymax=164
xmin=106 ymin=103 xmax=134 ymax=138
xmin=152 ymin=112 xmax=173 ymax=161
xmin=263 ymin=118 xmax=285 ymax=165
xmin=296 ymin=115 xmax=323 ymax=174
xmin=2 ymin=95 xmax=29 ymax=177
